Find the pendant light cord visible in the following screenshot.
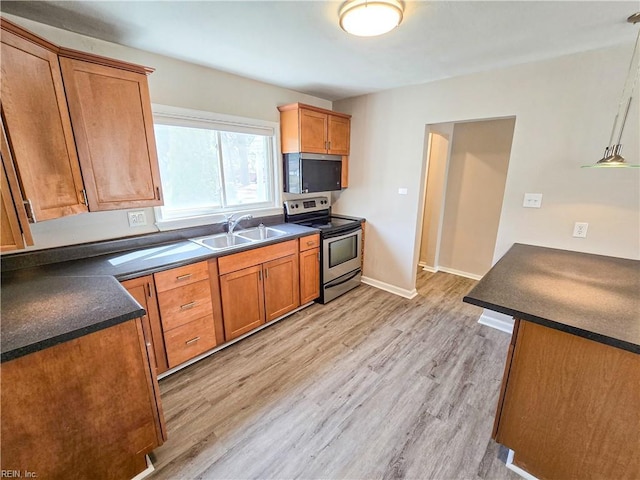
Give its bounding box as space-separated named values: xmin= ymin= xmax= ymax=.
xmin=609 ymin=27 xmax=640 ymax=145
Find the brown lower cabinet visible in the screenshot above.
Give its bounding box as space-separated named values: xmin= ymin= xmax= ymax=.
xmin=0 ymin=318 xmax=165 ymax=480
xmin=153 ymin=260 xmax=223 ymax=369
xmin=219 ymin=240 xmax=300 ymax=341
xmin=494 ymin=319 xmax=640 ymax=479
xmin=299 ymin=234 xmax=320 ymax=304
xmin=122 ymin=275 xmax=169 ymax=375
xmin=121 ymin=239 xmax=317 ymax=371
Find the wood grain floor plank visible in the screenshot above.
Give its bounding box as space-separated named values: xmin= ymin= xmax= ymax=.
xmin=149 ymin=271 xmax=520 ymax=479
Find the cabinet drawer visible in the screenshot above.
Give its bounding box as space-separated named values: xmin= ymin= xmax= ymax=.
xmin=157 ymin=279 xmax=213 ymax=331
xmin=299 ymin=234 xmax=320 ymax=252
xmin=154 ymin=261 xmax=209 ymax=292
xmin=218 ymin=240 xmax=297 ymax=275
xmin=164 ymin=315 xmax=217 ymax=368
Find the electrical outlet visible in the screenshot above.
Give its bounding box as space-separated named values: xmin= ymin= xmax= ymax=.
xmin=398 ymin=188 xmax=408 ymax=195
xmin=573 ymin=222 xmax=588 ymax=238
xmin=523 ymin=193 xmax=543 ymax=208
xmin=128 ymin=211 xmax=147 ymax=227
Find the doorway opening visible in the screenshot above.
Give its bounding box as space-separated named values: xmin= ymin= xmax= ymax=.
xmin=417 ymin=117 xmax=516 ymax=281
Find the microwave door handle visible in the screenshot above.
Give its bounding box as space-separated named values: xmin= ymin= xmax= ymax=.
xmin=325 ymin=270 xmax=361 ymax=289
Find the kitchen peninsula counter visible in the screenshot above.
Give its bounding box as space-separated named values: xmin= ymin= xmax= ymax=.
xmin=465 ymin=243 xmax=639 ymax=480
xmin=464 ymin=243 xmax=640 ymax=353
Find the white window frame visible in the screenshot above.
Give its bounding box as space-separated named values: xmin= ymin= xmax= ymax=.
xmin=152 ymin=104 xmax=283 ymax=231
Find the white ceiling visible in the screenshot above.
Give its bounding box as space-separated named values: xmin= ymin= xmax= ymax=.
xmin=2 ymin=1 xmax=638 ymax=101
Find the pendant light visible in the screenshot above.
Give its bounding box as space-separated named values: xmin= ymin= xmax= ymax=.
xmin=583 ymin=13 xmax=640 ymax=168
xmin=339 ymin=0 xmax=404 ymax=37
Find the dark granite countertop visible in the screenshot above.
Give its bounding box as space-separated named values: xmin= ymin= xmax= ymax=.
xmin=1 ymin=276 xmax=144 ymax=362
xmin=464 ymin=243 xmax=640 ymax=354
xmin=1 ymin=223 xmax=318 ymax=362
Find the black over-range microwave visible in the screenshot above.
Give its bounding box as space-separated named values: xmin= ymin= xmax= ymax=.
xmin=283 ymin=153 xmax=342 ymax=194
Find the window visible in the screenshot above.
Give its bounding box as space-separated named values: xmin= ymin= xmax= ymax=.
xmin=153 ymin=105 xmax=279 ymax=226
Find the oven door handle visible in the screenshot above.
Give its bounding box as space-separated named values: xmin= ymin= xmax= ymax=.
xmin=325 ymin=269 xmax=361 ymax=289
xmin=323 ymin=226 xmax=362 ymax=240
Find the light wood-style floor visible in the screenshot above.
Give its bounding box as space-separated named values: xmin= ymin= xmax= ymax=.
xmin=149 ymin=271 xmax=520 ymax=480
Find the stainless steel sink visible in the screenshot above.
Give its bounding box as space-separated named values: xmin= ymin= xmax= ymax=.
xmin=236 ymin=227 xmax=287 ymax=241
xmin=190 ymin=226 xmax=288 ymax=252
xmin=191 ymin=233 xmax=252 ymax=251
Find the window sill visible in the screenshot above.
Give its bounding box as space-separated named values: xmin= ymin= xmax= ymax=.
xmin=154 ymin=206 xmax=285 ymax=232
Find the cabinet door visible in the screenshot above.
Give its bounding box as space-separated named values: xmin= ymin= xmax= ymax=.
xmin=299 ymin=248 xmax=320 ymax=304
xmin=59 ymin=57 xmax=163 ymax=211
xmin=264 ymin=254 xmax=300 ymax=322
xmin=327 ymin=115 xmax=350 ymax=155
xmin=0 ymin=28 xmax=87 ymax=221
xmin=220 ymin=265 xmax=265 ymax=341
xmin=0 ymin=319 xmax=164 ymax=479
xmin=122 ymin=276 xmax=169 ymax=375
xmin=1 ymin=119 xmax=33 ymax=252
xmin=494 ymin=320 xmax=640 ymax=479
xmin=299 ymin=108 xmax=328 ymax=153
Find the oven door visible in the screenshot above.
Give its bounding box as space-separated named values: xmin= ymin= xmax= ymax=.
xmin=323 ymin=228 xmax=362 ymax=283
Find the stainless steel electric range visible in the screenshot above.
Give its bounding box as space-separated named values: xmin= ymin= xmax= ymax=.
xmin=284 ymin=196 xmax=363 ymax=304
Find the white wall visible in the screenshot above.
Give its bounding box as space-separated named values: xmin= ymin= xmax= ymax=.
xmin=419 ymin=132 xmax=449 ymax=267
xmin=438 ymin=118 xmax=515 ymax=278
xmin=5 ymin=14 xmax=331 ymax=251
xmin=334 ymin=42 xmax=640 ymax=292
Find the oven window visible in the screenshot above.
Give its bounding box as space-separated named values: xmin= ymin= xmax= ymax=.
xmin=329 ymin=235 xmax=358 ymax=268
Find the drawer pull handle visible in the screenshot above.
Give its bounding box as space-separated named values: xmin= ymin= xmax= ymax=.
xmin=176 ymin=273 xmax=192 ymax=281
xmin=307 ymin=241 xmax=314 ymax=246
xmin=185 ymin=336 xmax=200 ymax=345
xmin=180 ymin=301 xmax=197 ymax=310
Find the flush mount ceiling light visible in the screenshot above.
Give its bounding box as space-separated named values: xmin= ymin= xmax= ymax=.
xmin=583 ymin=12 xmax=640 ymax=168
xmin=339 ymin=0 xmax=404 ymax=37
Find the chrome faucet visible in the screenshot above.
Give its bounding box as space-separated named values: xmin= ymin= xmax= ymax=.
xmin=225 ymin=213 xmax=253 ymax=234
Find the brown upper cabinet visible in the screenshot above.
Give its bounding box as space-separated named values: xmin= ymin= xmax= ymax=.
xmin=1 ymin=118 xmax=33 ymax=252
xmin=0 ymin=21 xmax=88 ymax=222
xmin=59 ymin=56 xmax=163 ymax=211
xmin=278 ymin=103 xmax=351 ymax=156
xmin=0 ymin=18 xmax=163 ymax=234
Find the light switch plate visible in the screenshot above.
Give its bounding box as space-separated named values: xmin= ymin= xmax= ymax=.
xmin=128 ymin=211 xmax=147 ymax=227
xmin=398 ymin=188 xmax=408 ymax=195
xmin=523 ymin=193 xmax=543 ymax=208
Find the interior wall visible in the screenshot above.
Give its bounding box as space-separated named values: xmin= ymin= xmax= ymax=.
xmin=333 ymin=41 xmax=640 ymax=294
xmin=419 ymin=131 xmax=450 ymax=267
xmin=4 ymin=14 xmax=332 ymax=251
xmin=438 ymin=118 xmax=515 ymax=277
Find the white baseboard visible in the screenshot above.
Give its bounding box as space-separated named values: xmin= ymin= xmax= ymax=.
xmin=421 ymin=265 xmax=438 ymax=273
xmin=436 ymin=266 xmax=483 ymax=281
xmin=506 ymin=450 xmax=539 ymax=480
xmin=361 ymin=276 xmax=418 ymax=299
xmin=418 ymin=261 xmax=427 ymax=268
xmin=478 ymin=312 xmax=514 ymax=334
